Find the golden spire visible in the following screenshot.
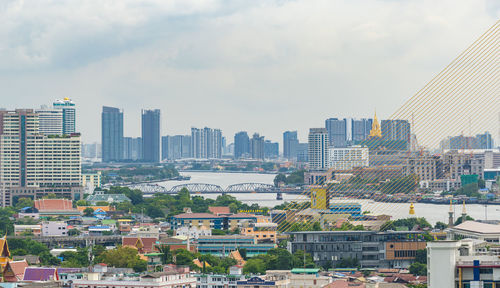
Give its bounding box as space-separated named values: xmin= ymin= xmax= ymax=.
xmin=462 ymin=200 xmax=467 ymax=215
xmin=369 ymin=110 xmax=382 ymax=138
xmin=409 ymin=203 xmax=415 ymax=215
xmin=449 ymin=199 xmax=453 ymax=212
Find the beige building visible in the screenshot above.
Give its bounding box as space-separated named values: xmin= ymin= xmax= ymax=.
xmin=0 ymin=109 xmax=82 ymax=206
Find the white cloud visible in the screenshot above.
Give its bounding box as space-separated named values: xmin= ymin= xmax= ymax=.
xmin=0 ymin=0 xmax=498 ymax=146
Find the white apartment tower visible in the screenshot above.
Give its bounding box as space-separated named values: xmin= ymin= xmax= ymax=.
xmin=328 ymin=146 xmax=369 ymax=170
xmin=35 ymin=106 xmax=63 ymax=135
xmin=308 ymin=128 xmax=329 ymax=171
xmin=53 ymin=98 xmax=76 ymax=135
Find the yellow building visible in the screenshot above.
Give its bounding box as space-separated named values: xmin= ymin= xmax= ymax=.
xmin=310 ymin=186 xmax=328 ymax=210
xmin=0 ymin=236 xmax=12 ymax=269
xmin=243 ymin=223 xmax=278 ymax=243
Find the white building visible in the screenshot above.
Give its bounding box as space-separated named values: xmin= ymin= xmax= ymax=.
xmin=308 ymin=128 xmax=329 ymax=171
xmin=328 ymin=146 xmax=369 ymax=170
xmin=35 ymin=107 xmax=63 ymax=135
xmin=53 ymin=98 xmax=76 ymax=135
xmin=447 ymin=221 xmax=500 ymax=243
xmin=42 ymin=221 xmax=68 ymax=236
xmin=428 ymin=239 xmax=500 ymax=288
xmin=175 ymin=226 xmax=212 ymax=239
xmin=196 ymin=266 xmax=245 ymax=288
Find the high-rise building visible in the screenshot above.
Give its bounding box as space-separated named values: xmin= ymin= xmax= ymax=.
xmin=308 ymin=128 xmax=329 ymax=171
xmin=234 ymin=131 xmax=250 ymax=159
xmin=296 ymin=143 xmax=309 ymax=162
xmin=250 ymin=133 xmax=265 ymax=160
xmin=123 ymin=137 xmax=142 ymax=161
xmin=141 ymin=109 xmax=161 ymax=162
xmin=283 ymin=131 xmax=299 ymax=160
xmin=0 ymin=109 xmax=82 ymax=207
xmin=351 ymin=118 xmax=373 ymax=142
xmin=82 ymin=142 xmax=101 ymax=159
xmin=191 ymin=128 xmax=222 ymax=159
xmin=101 ymin=106 xmax=123 ymax=162
xmin=35 ymin=106 xmax=63 ymax=135
xmin=381 ymin=119 xmax=411 ymax=142
xmin=325 ymin=118 xmax=347 ymax=147
xmin=264 ymin=140 xmax=279 ymax=159
xmin=162 ymin=135 xmax=191 ymax=160
xmin=440 ymin=132 xmax=495 ymax=150
xmin=53 ymin=98 xmax=76 ymax=134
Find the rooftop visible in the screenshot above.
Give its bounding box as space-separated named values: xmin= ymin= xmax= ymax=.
xmin=452 ymin=221 xmax=500 ymax=234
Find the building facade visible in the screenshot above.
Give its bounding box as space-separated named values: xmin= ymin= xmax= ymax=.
xmin=142 ymin=109 xmax=161 ymax=162
xmin=192 ymin=128 xmax=223 ymax=159
xmin=35 ymin=107 xmax=63 ymax=135
xmin=101 ymin=106 xmax=123 ymax=162
xmin=308 ymin=128 xmax=329 ymax=171
xmin=325 ymin=118 xmax=347 ymax=147
xmin=289 ymin=231 xmax=426 ymax=269
xmin=123 ymin=137 xmax=142 ymax=161
xmin=53 ymin=98 xmax=76 ymax=135
xmin=328 ymin=146 xmax=369 ymax=170
xmin=283 ymin=131 xmax=299 ymax=160
xmin=162 ymin=135 xmax=191 ymax=160
xmin=381 ymin=119 xmax=411 ymax=142
xmin=234 ymin=131 xmax=250 ymax=159
xmin=250 ymin=133 xmax=265 ymax=160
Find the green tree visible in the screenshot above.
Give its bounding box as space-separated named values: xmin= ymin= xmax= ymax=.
xmin=83 ymin=207 xmax=94 ymax=217
xmin=336 ymin=257 xmax=359 ymax=268
xmin=60 ymin=248 xmax=90 ymax=267
xmin=274 ymin=174 xmax=287 ymax=187
xmin=76 ymin=200 xmax=90 ymax=206
xmin=434 ymin=222 xmax=448 ymax=230
xmin=0 ymin=207 xmax=15 ymax=235
xmin=455 ymin=215 xmax=474 ymax=226
xmin=174 ymin=249 xmax=194 ymax=266
xmin=68 ymin=228 xmax=81 ymax=236
xmin=97 ymin=246 xmax=147 ymax=272
xmin=243 ymin=258 xmax=266 ymax=274
xmin=292 ymin=250 xmax=315 ymax=268
xmin=409 ymin=262 xmax=427 ymax=276
xmin=415 ymin=249 xmax=427 ymax=264
xmin=212 ymin=229 xmax=226 ymax=235
xmin=15 ymin=197 xmax=34 ymax=210
xmin=156 ymin=245 xmax=173 ymax=264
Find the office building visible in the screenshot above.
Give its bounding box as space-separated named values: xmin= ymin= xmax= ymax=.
xmin=141 ymin=109 xmax=161 ymax=162
xmin=35 ymin=106 xmax=63 ymax=135
xmin=381 ymin=119 xmax=411 ymax=142
xmin=289 ymin=230 xmax=426 ymax=269
xmin=53 ymin=98 xmax=76 ymax=134
xmin=123 ymin=137 xmax=142 ymax=161
xmin=197 ymin=235 xmax=275 ymax=257
xmin=191 ymin=127 xmax=222 ymax=159
xmin=325 ymin=118 xmax=347 ymax=147
xmin=162 ymin=135 xmax=191 ymax=160
xmin=427 ymin=239 xmax=500 ymax=288
xmin=101 ymin=106 xmax=123 ymax=162
xmin=351 ymin=118 xmax=373 ymax=142
xmin=283 ymin=131 xmax=299 ymax=160
xmin=328 ymin=146 xmax=369 ymax=170
xmin=440 ymin=132 xmax=495 ymax=150
xmin=234 ymin=131 xmax=250 ymax=159
xmin=0 ymin=110 xmax=83 ymax=206
xmin=82 ymin=142 xmax=101 ymax=159
xmin=250 ymin=133 xmax=265 ymax=160
xmin=296 ymin=143 xmax=308 ymax=162
xmin=308 ymin=128 xmax=329 ymax=171
xmin=265 ymin=140 xmax=279 ymax=159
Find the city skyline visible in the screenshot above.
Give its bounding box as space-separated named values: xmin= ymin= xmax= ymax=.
xmin=1 ymin=1 xmax=498 ymax=146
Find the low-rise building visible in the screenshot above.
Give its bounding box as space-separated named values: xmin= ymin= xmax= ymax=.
xmin=42 ymin=221 xmax=68 ymax=237
xmin=197 ymin=235 xmax=275 ymax=257
xmin=175 ymin=226 xmax=212 ymax=239
xmin=171 ymin=213 xmax=224 ymax=230
xmin=34 ymin=199 xmax=80 ymax=217
xmin=447 ymin=221 xmax=500 ymax=243
xmin=242 ymin=223 xmax=278 ymax=243
xmin=86 ymin=190 xmax=131 ymax=205
xmin=196 ymin=265 xmax=245 ymax=288
xmin=289 ymin=231 xmax=426 ymax=269
xmin=14 ymin=224 xmax=41 ymax=236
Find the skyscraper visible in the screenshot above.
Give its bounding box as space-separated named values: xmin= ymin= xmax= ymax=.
xmin=264 ymin=140 xmax=279 ymax=159
xmin=141 ymin=109 xmax=161 ymax=162
xmin=351 ymin=118 xmax=373 ymax=142
xmin=53 ymin=98 xmax=76 ymax=134
xmin=250 ymin=133 xmax=265 ymax=160
xmin=123 ymin=137 xmax=142 ymax=161
xmin=101 ymin=106 xmax=124 ymax=162
xmin=325 ymin=118 xmax=347 ymax=147
xmin=308 ymin=128 xmax=329 ymax=171
xmin=234 ymin=131 xmax=250 ymax=159
xmin=35 ymin=106 xmax=63 ymax=135
xmin=283 ymin=131 xmax=299 ymax=159
xmin=191 ymin=128 xmax=222 ymax=159
xmin=162 ymin=135 xmax=191 ymax=160
xmin=0 ymin=109 xmax=82 ymax=206
xmin=381 ymin=119 xmax=411 ymax=142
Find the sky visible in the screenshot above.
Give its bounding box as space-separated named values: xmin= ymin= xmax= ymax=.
xmin=0 ymin=0 xmax=499 ymax=146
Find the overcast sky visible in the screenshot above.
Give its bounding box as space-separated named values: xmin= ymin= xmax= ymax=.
xmin=1 ymin=0 xmax=498 ymax=146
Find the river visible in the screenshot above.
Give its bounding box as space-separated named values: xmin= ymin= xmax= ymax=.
xmin=157 ymin=171 xmax=500 ymax=225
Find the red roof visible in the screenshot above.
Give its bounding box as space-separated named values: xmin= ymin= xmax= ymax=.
xmin=323 ymin=280 xmax=366 ymax=288
xmin=228 ymin=213 xmax=257 ymax=218
xmin=209 ymin=206 xmax=230 ymax=215
xmin=34 ymin=199 xmax=75 ymax=211
xmin=122 ymin=237 xmax=158 ymax=253
xmin=2 ymin=260 xmax=29 ymax=282
xmin=173 ymin=213 xmax=222 ymax=219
